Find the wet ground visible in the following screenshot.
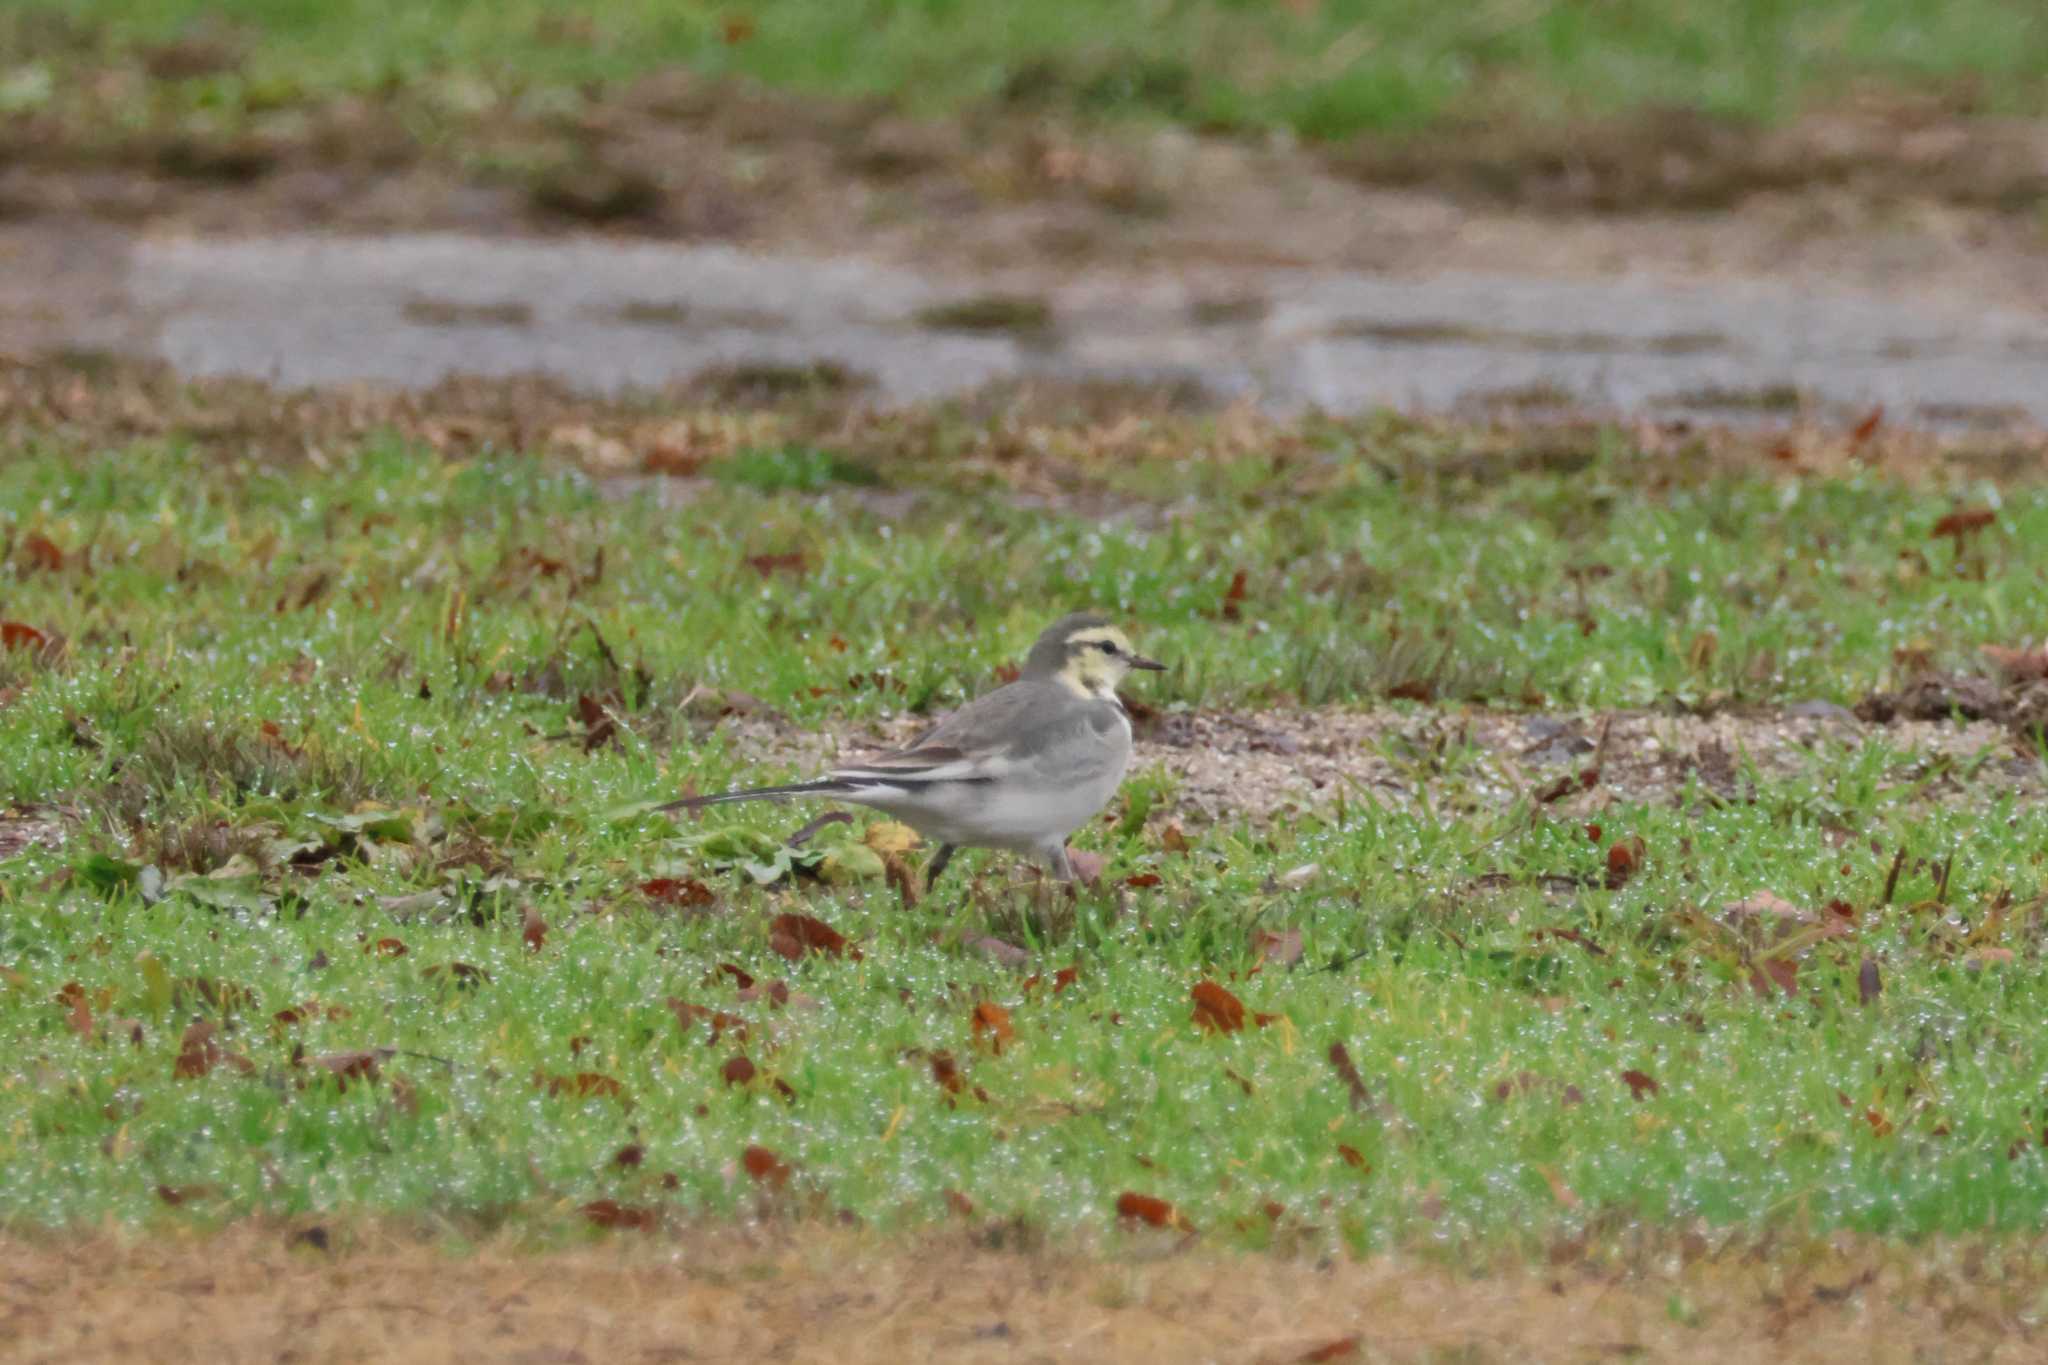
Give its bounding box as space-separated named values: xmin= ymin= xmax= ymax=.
xmin=8 ymin=221 xmax=2047 ymax=428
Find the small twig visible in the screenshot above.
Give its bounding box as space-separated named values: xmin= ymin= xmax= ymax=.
xmin=1881 ymin=846 xmax=1907 ymax=905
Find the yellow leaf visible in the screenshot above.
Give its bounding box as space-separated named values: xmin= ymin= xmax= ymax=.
xmin=863 ymin=821 xmax=922 ymax=855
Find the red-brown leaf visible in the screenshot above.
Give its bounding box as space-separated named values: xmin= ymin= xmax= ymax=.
xmin=668 ymin=997 xmax=748 ymax=1044
xmin=535 ymin=1071 xmax=628 ymax=1103
xmin=1190 ymin=980 xmax=1246 ymax=1034
xmin=1849 ymin=405 xmax=1884 ymax=445
xmin=522 ymin=907 xmax=548 ymax=952
xmin=613 ymin=1143 xmax=645 ymax=1168
xmin=1053 ymin=963 xmax=1080 ymax=994
xmin=366 ymin=937 xmax=408 ymax=958
xmin=744 ymin=551 xmax=806 ymax=578
xmin=717 ymin=962 xmax=755 ymax=990
xmin=1336 ymin=1143 xmax=1368 ymax=1170
xmin=971 ymin=1001 xmax=1014 ymax=1053
xmin=1115 ymin=1191 xmax=1190 ymax=1232
xmin=1 ymin=621 xmax=48 ymax=651
xmin=1621 ymin=1068 xmax=1660 ymax=1100
xmin=721 ymin=1055 xmax=757 ymax=1086
xmin=1296 ymin=1338 xmax=1362 ymax=1363
xmin=1221 ymin=568 xmax=1248 ymax=620
xmin=945 ymin=1189 xmax=975 ymax=1217
xmin=1604 ymin=836 xmax=1646 ymax=890
xmin=742 ymin=1144 xmax=791 ymax=1187
xmin=1931 ymin=507 xmax=1995 ymax=540
xmin=1749 ymin=956 xmax=1799 ymax=998
xmin=1328 ymin=1041 xmax=1371 ymax=1110
xmin=769 ymin=912 xmax=858 ymax=961
xmin=929 ymin=1050 xmax=964 ymax=1094
xmin=22 ymin=533 xmax=65 ymax=573
xmin=641 ymin=877 xmax=716 ymax=909
xmin=173 ymin=1020 xmax=219 ymax=1080
xmin=1124 ymin=872 xmax=1162 ymax=889
xmin=580 ymin=1199 xmax=656 ymax=1231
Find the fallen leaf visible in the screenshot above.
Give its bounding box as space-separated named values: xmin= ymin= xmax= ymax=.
xmin=1065 ymin=848 xmax=1105 ymax=885
xmin=1849 ymin=405 xmax=1884 ymax=445
xmin=613 ymin=1144 xmax=645 ymax=1168
xmin=769 ymin=912 xmax=859 ymax=961
xmin=64 ymin=991 xmax=94 ymax=1042
xmin=945 ymin=1190 xmax=975 ymax=1217
xmin=717 ymin=963 xmax=755 ymax=990
xmin=1251 ymin=927 xmax=1304 ymax=966
xmin=1327 ymin=1041 xmax=1371 ymax=1110
xmin=667 ymin=998 xmax=748 ymax=1044
xmin=1931 ymin=507 xmax=1994 ymax=540
xmin=1537 ymin=1165 xmax=1580 ymax=1208
xmin=966 ymin=936 xmax=1031 ymax=968
xmin=1749 ymin=956 xmax=1800 ymax=998
xmin=580 ymin=1199 xmax=656 ymax=1231
xmin=744 ymin=551 xmax=806 ymax=577
xmin=2 ymin=621 xmax=49 ymax=651
xmin=304 ymin=1049 xmax=385 ymax=1092
xmin=640 ymin=877 xmax=716 ymax=909
xmin=535 ymin=1071 xmax=628 ymax=1104
xmin=366 ymin=937 xmax=408 ymax=957
xmin=1221 ymin=568 xmax=1248 ymax=620
xmin=929 ymin=1050 xmax=964 ymax=1094
xmin=522 ymin=906 xmax=548 ymax=952
xmin=1190 ymin=980 xmax=1246 ymax=1034
xmin=742 ymin=1144 xmax=791 ymax=1187
xmin=1621 ymin=1068 xmax=1660 ymax=1100
xmin=971 ymin=1001 xmax=1014 ymax=1053
xmin=172 ymin=1020 xmax=219 ymax=1079
xmin=721 ymin=1055 xmax=757 ymax=1086
xmin=1984 ymin=643 xmax=2048 ymax=681
xmin=1858 ymin=956 xmax=1882 ymax=1005
xmin=1124 ymin=872 xmax=1163 ymax=889
xmin=1604 ymin=836 xmax=1647 ymax=890
xmin=1053 ymin=963 xmax=1080 ymax=994
xmin=1296 ymin=1339 xmax=1361 ymax=1363
xmin=154 ymin=1184 xmax=217 ymax=1207
xmin=1159 ymin=824 xmax=1190 ymax=854
xmin=1336 ymin=1143 xmax=1368 ymax=1170
xmin=1115 ymin=1191 xmax=1191 ymax=1232
xmin=21 ymin=533 xmax=64 ymax=573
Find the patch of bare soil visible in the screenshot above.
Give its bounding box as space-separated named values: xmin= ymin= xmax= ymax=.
xmin=4 ymin=60 xmax=2048 ymax=316
xmin=4 ymin=355 xmax=2041 ymax=490
xmin=708 ymin=700 xmax=2042 ymax=831
xmin=3 ymin=1223 xmax=2044 ymax=1365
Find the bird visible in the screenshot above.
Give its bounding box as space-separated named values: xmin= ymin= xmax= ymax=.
xmin=657 ymin=613 xmax=1165 ymax=886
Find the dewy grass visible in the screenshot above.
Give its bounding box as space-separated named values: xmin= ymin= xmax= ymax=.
xmin=0 ymin=430 xmax=2046 ymax=1247
xmin=15 ymin=0 xmax=2048 ymax=143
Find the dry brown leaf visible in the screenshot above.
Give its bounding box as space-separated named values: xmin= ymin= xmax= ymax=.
xmin=971 ymin=1001 xmax=1014 ymax=1054
xmin=769 ymin=912 xmax=859 ymax=961
xmin=742 ymin=1144 xmax=791 ymax=1188
xmin=1190 ymin=980 xmax=1246 ymax=1034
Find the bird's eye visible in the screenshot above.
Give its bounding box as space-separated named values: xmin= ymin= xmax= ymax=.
xmin=1094 ymin=640 xmax=1119 ymax=655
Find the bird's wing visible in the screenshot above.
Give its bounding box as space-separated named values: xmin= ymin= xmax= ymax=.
xmin=829 ymin=682 xmax=1055 ymax=785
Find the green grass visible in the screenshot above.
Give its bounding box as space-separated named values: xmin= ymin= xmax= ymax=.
xmin=1 ymin=429 xmax=2046 ymax=1246
xmin=11 ymin=0 xmax=2048 ymax=143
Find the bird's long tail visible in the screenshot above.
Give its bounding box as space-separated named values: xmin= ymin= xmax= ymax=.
xmin=653 ymin=779 xmax=853 ymax=814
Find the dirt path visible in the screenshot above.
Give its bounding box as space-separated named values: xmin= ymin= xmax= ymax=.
xmin=3 ymin=1223 xmax=2040 ymax=1364
xmin=713 ymin=702 xmax=2042 ymax=828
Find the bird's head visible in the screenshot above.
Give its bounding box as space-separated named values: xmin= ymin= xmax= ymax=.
xmin=1023 ymin=612 xmax=1166 ymax=699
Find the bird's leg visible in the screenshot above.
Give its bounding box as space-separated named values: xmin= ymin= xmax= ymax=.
xmin=924 ymin=842 xmax=958 ymax=893
xmin=1043 ymin=843 xmax=1076 ymax=882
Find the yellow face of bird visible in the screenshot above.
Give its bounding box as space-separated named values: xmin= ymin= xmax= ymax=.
xmin=1056 ymin=625 xmax=1166 ymax=698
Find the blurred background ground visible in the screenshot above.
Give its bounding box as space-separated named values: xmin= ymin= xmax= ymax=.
xmin=6 ymin=6 xmax=2048 ymax=1362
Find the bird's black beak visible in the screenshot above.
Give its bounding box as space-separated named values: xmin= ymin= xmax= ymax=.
xmin=1128 ymin=654 xmax=1167 ymax=672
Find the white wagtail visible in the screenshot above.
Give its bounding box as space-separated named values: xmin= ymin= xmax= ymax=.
xmin=659 ymin=613 xmax=1165 ymax=884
